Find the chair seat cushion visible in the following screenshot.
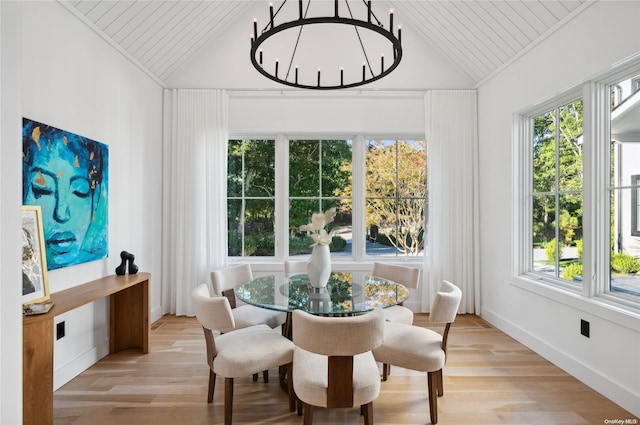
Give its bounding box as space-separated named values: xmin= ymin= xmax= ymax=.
xmin=214 ymin=325 xmax=294 ymax=378
xmin=232 ymin=304 xmax=287 ymax=329
xmin=293 ymin=347 xmax=380 ymax=408
xmin=373 ymin=322 xmax=445 ymax=372
xmin=382 ymin=305 xmax=414 ymax=325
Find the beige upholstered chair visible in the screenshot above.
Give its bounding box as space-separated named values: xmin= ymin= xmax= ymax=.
xmin=284 ymin=259 xmax=308 ymax=275
xmin=373 ymin=280 xmax=462 ymax=424
xmin=211 ymin=264 xmax=287 ymax=329
xmin=292 ymin=309 xmax=386 ymax=425
xmin=372 ymin=262 xmax=420 ymax=325
xmin=191 ymin=284 xmax=295 ymax=425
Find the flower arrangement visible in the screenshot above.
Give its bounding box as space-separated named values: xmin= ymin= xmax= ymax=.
xmin=299 ymin=207 xmax=337 ymax=246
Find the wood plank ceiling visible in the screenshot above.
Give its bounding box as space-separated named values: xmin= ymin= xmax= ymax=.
xmin=63 ymin=0 xmax=589 ymax=87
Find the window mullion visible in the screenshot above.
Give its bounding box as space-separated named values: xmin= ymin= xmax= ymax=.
xmin=276 ymin=134 xmax=288 ymax=261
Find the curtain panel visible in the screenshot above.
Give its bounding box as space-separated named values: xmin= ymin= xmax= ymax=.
xmin=161 ymin=89 xmax=229 ymax=316
xmin=423 ymin=90 xmax=479 ymax=314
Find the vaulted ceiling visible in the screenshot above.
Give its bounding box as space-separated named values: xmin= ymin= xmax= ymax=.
xmin=63 ymin=0 xmax=590 ymax=87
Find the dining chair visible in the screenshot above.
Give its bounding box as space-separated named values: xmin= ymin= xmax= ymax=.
xmin=284 ymin=259 xmax=308 ymax=275
xmin=211 ymin=264 xmax=287 ymax=330
xmin=191 ymin=284 xmax=295 ymax=425
xmin=211 ymin=264 xmax=287 ymax=382
xmin=372 ymin=262 xmax=420 ymax=325
xmin=292 ymin=309 xmax=386 ymax=425
xmin=372 ymin=280 xmax=462 ymax=424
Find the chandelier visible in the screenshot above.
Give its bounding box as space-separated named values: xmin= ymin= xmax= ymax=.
xmin=250 ymin=0 xmax=402 ymax=90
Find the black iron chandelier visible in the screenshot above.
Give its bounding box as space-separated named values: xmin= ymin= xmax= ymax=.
xmin=250 ymin=0 xmax=402 ymax=90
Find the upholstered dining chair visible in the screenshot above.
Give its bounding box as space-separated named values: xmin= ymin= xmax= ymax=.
xmin=284 ymin=259 xmax=308 ymax=275
xmin=211 ymin=264 xmax=287 ymax=330
xmin=372 ymin=262 xmax=420 ymax=325
xmin=191 ymin=284 xmax=295 ymax=425
xmin=211 ymin=264 xmax=288 ymax=382
xmin=372 ymin=280 xmax=462 ymax=424
xmin=292 ymin=309 xmax=386 ymax=425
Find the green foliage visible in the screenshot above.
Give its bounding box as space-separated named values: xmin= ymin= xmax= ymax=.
xmin=562 ymin=262 xmax=583 ymax=281
xmin=545 ymin=238 xmax=563 ymax=262
xmin=576 ymin=239 xmax=583 ymax=259
xmin=611 ymin=253 xmax=640 ymax=274
xmin=329 ymin=236 xmax=346 ymax=252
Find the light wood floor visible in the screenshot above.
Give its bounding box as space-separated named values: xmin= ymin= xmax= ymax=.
xmin=53 ymin=314 xmax=635 ymax=425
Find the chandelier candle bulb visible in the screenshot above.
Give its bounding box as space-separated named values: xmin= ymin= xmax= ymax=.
xmin=253 ymin=19 xmax=257 ymax=40
xmin=398 ymin=26 xmax=402 ymax=43
xmin=269 ymin=3 xmax=274 ymax=28
xmin=341 ymin=68 xmax=344 ymax=86
xmin=295 ymin=66 xmax=298 ymax=84
xmin=368 ymin=1 xmax=372 ymax=22
xmin=275 ymin=60 xmax=279 ymax=77
xmin=259 ymin=50 xmax=263 ymax=65
xmin=317 ymin=69 xmax=321 ymax=86
xmin=299 ymin=0 xmax=303 ymax=19
xmin=381 ymin=54 xmax=384 ymax=72
xmin=390 ymin=10 xmax=393 ymax=31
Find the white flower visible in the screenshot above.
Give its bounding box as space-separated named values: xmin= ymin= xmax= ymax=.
xmin=300 ymin=207 xmax=336 ymax=245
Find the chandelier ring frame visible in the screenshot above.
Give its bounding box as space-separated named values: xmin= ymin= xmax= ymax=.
xmin=250 ymin=15 xmax=402 ymax=90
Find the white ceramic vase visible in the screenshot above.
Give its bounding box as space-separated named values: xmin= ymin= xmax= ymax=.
xmin=307 ymin=244 xmax=331 ymax=288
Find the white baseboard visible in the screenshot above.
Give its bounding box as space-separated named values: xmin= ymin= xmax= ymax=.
xmin=53 ymin=339 xmax=109 ymax=391
xmin=481 ymin=307 xmax=640 ymax=418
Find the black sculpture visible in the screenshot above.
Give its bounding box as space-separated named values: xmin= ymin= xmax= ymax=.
xmin=115 ymin=251 xmax=138 ymax=275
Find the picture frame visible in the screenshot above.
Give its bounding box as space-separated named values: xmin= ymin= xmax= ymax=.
xmin=22 ymin=205 xmax=50 ymax=305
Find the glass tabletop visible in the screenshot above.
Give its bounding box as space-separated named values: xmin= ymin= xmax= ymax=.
xmin=234 ymin=271 xmax=410 ymax=315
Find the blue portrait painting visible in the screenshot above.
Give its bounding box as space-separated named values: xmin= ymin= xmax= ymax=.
xmin=22 ymin=118 xmax=108 ymax=270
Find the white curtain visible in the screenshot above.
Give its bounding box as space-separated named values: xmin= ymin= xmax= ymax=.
xmin=161 ymin=89 xmax=229 ymax=316
xmin=423 ymin=90 xmax=479 ymax=314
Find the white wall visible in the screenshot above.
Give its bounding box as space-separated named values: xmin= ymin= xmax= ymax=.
xmin=20 ymin=2 xmax=164 ymax=390
xmin=477 ymin=1 xmax=640 ymax=416
xmin=0 ymin=3 xmax=24 ymax=423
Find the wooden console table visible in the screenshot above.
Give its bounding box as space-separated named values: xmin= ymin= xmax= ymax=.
xmin=22 ymin=272 xmax=150 ymax=425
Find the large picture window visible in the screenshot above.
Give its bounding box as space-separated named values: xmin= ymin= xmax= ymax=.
xmin=227 ymin=137 xmax=426 ymax=260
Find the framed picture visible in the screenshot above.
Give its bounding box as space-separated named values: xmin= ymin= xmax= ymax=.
xmin=22 ymin=205 xmax=50 ymax=305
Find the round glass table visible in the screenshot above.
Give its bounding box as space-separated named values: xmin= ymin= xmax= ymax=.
xmin=234 ymin=271 xmax=410 ymax=316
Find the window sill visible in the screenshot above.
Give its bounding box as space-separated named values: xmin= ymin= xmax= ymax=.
xmin=512 ymin=274 xmax=640 ymax=332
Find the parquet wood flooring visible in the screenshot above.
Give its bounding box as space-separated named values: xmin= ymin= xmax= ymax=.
xmin=53 ymin=314 xmax=635 ymax=425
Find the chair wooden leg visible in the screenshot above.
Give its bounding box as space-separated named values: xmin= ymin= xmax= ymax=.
xmin=287 ymin=363 xmax=296 ymax=412
xmin=427 ymin=371 xmax=438 ymax=424
xmin=252 ymin=373 xmax=258 ymax=381
xmin=362 ymin=402 xmax=374 ymax=425
xmin=263 ymin=370 xmax=269 ymax=383
xmin=224 ymin=377 xmax=234 ymax=425
xmin=303 ymin=402 xmax=313 ymax=425
xmin=436 ymin=369 xmax=444 ymax=397
xmin=207 ymin=370 xmax=216 ymax=403
xmin=382 ymin=363 xmax=389 ymax=381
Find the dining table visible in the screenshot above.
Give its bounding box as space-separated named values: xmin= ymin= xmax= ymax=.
xmin=234 ymin=270 xmax=410 ymax=338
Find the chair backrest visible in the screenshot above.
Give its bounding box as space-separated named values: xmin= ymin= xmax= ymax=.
xmin=284 ymin=260 xmax=307 ymax=275
xmin=372 ymin=262 xmax=420 ymax=289
xmin=292 ymin=309 xmax=385 ymax=356
xmin=211 ymin=264 xmax=253 ymax=308
xmin=429 ymin=280 xmax=462 ymax=324
xmin=192 ymin=283 xmax=236 ymax=334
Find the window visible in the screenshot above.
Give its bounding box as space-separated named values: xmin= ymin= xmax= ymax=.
xmin=227 ymin=139 xmax=276 ymax=256
xmin=288 ymin=139 xmax=352 ymax=258
xmin=519 ymin=63 xmax=640 ymax=306
xmin=365 ymin=139 xmax=426 ymax=257
xmin=609 ymin=73 xmax=640 ymax=298
xmin=227 ymin=137 xmax=426 ymax=260
xmin=531 ymin=100 xmax=584 ymax=284
xmin=632 ymin=175 xmax=640 ymax=237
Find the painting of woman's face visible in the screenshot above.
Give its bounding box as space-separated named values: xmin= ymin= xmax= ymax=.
xmin=22 ymin=118 xmax=108 ymax=270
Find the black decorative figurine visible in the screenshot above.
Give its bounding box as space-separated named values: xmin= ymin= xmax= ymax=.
xmin=115 ymin=251 xmax=138 ymax=275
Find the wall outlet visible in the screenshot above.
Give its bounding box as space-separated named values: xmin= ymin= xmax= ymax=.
xmin=56 ymin=321 xmax=65 ymax=340
xmin=580 ymin=319 xmax=590 ymax=338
